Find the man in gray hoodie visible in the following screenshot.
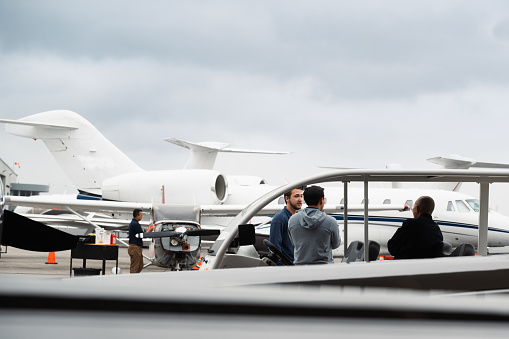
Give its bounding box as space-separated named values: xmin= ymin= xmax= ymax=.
xmin=288 ymin=185 xmax=341 ymax=265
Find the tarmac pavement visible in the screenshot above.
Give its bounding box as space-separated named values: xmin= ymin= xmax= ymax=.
xmin=0 ymin=244 xmax=170 ymax=279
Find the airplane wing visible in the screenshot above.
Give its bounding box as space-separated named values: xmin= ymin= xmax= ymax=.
xmin=5 ymin=196 xmax=408 ymax=216
xmin=4 ymin=196 xmax=153 ymax=231
xmin=4 ymin=196 xmax=408 ymax=231
xmin=13 ymin=213 xmax=139 ymax=231
xmin=200 ymin=204 xmax=409 ymax=216
xmin=4 ymin=195 xmax=153 ymax=213
xmin=330 ymin=204 xmax=410 ymax=212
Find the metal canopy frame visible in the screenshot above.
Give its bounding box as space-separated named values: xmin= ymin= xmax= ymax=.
xmin=206 ymin=169 xmax=509 ymax=269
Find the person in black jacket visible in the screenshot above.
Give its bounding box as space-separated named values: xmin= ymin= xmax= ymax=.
xmin=388 ymin=196 xmax=443 ymax=259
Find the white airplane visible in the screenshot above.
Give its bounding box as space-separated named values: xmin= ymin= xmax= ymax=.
xmin=0 ymin=110 xmax=288 ymax=204
xmin=2 ymin=110 xmax=509 ymax=262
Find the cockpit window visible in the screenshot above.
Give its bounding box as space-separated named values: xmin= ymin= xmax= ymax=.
xmin=456 ymin=200 xmax=471 ymax=212
xmin=405 ymin=200 xmax=413 ymax=208
xmin=466 ymin=199 xmax=480 ymax=212
xmin=383 ymin=199 xmax=391 ymax=204
xmin=278 ymin=196 xmax=285 ymax=204
xmin=447 ymin=201 xmax=455 ymax=212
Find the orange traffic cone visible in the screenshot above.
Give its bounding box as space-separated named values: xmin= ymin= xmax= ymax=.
xmin=45 ymin=251 xmax=57 ymax=264
xmin=192 ymin=256 xmax=202 ymax=270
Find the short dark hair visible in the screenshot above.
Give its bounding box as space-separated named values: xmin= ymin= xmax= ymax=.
xmin=133 ymin=209 xmax=142 ymax=218
xmin=284 ymin=187 xmax=303 ymax=201
xmin=304 ymin=185 xmax=324 ymax=206
xmin=416 ymin=196 xmax=435 ymax=214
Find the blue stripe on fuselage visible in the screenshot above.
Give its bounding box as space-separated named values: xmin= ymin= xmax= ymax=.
xmin=257 ymin=214 xmax=509 ymax=235
xmin=331 ymin=215 xmax=509 ymax=235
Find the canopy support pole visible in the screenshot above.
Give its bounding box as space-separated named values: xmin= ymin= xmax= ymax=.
xmin=343 ymin=181 xmax=349 ymax=255
xmin=364 ymin=179 xmax=369 ymax=262
xmin=478 ymin=182 xmax=490 ymax=256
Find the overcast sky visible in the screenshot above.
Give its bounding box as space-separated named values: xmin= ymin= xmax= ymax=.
xmin=2 ymin=1 xmax=509 ymax=211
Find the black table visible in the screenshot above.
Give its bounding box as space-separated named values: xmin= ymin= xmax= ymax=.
xmin=70 ymin=243 xmax=119 ymax=276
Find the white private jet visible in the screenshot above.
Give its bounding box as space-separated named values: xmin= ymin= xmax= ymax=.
xmin=0 ymin=110 xmax=289 ymax=204
xmin=200 ymin=168 xmax=509 ymax=270
xmin=2 ymin=110 xmax=509 ymax=264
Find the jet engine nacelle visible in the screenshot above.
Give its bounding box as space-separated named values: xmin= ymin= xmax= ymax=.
xmin=102 ymin=169 xmax=228 ymax=205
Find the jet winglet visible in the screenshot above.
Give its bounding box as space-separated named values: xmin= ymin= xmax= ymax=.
xmin=165 ymin=138 xmax=290 ymax=169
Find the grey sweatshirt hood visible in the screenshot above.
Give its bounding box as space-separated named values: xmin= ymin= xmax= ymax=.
xmin=296 ymin=207 xmax=326 ymax=229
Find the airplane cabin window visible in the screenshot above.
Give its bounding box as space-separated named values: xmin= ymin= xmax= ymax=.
xmin=466 ymin=199 xmax=480 ymax=212
xmin=383 ymin=199 xmax=391 ymax=204
xmin=456 ymin=200 xmax=471 ymax=213
xmin=447 ymin=201 xmax=455 ymax=212
xmin=405 ymin=200 xmax=413 ymax=208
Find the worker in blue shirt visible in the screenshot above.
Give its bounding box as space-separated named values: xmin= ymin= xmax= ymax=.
xmin=128 ymin=209 xmax=154 ymax=273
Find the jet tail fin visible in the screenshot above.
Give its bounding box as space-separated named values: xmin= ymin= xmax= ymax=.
xmin=165 ymin=138 xmax=290 ymax=169
xmin=1 ymin=110 xmax=143 ymax=193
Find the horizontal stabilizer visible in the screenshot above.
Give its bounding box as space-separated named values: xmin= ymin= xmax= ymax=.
xmin=471 ymin=162 xmax=509 ymax=169
xmin=0 ymin=118 xmax=78 ymax=130
xmin=1 ymin=210 xmax=78 ymax=252
xmin=428 ymin=155 xmax=509 ymax=169
xmin=165 ymin=138 xmax=289 ymax=169
xmin=427 ymin=156 xmax=475 ymax=169
xmin=165 ymin=138 xmax=289 ymax=154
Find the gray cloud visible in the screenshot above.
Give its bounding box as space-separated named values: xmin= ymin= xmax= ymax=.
xmin=2 ymin=1 xmax=509 ymax=211
xmin=2 ymin=1 xmax=509 ymax=102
